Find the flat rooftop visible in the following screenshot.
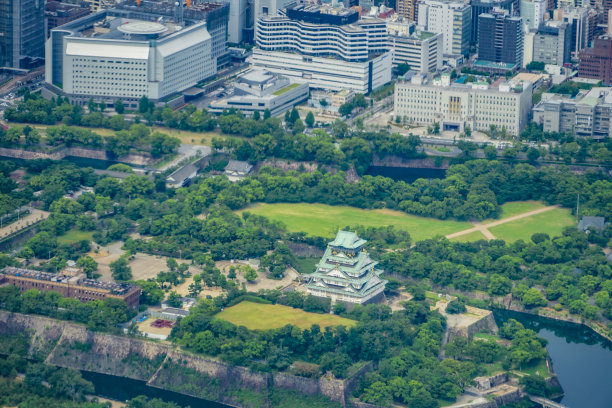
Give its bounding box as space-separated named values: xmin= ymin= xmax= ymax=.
xmin=1 ymin=266 xmax=137 ymax=295
xmin=74 ymin=16 xmax=182 ymax=40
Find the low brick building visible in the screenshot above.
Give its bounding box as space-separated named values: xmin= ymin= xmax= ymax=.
xmin=0 ymin=267 xmax=140 ymax=308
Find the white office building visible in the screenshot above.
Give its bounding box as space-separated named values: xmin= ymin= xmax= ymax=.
xmin=252 ymin=4 xmax=392 ymax=92
xmin=387 ymin=19 xmax=443 ymax=73
xmin=209 ymin=70 xmax=309 ymax=116
xmin=520 ymin=0 xmax=546 ymax=31
xmin=417 ymin=0 xmax=472 ymax=56
xmin=45 ymin=12 xmax=215 ymax=104
xmin=394 ymin=73 xmax=532 ymax=135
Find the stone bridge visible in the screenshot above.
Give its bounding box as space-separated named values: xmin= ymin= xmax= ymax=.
xmin=529 ymin=395 xmax=569 ymax=408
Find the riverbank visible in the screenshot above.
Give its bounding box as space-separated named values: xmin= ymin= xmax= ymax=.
xmin=499 ymin=296 xmax=612 ymax=343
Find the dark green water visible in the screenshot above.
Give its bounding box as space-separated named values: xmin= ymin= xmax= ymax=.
xmin=80 ymin=371 xmax=229 ymax=408
xmin=493 ymin=310 xmax=612 ymax=408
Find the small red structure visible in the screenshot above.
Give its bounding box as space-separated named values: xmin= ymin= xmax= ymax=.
xmin=151 ymin=319 xmax=174 ymax=328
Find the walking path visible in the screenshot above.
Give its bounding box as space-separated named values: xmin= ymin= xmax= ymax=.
xmin=445 ymin=205 xmax=560 ymax=240
xmin=0 ymin=208 xmax=49 ymax=240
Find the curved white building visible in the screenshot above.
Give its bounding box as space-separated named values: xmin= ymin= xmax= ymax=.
xmin=252 ymin=4 xmax=392 ymax=93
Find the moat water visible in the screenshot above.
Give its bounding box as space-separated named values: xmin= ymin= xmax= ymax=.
xmin=81 ymin=371 xmax=229 ymax=408
xmin=493 ymin=310 xmax=612 ymax=408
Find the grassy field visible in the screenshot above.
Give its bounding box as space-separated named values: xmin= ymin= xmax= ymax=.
xmin=497 ymin=201 xmax=549 ymax=219
xmin=239 ymin=203 xmax=472 ymax=241
xmin=57 ymin=229 xmax=94 ymax=245
xmin=216 ymin=301 xmax=356 ymax=330
xmin=14 ymin=123 xmax=222 ymax=146
xmin=294 ymin=257 xmax=319 ymax=275
xmin=449 ymin=231 xmax=487 ymax=243
xmin=489 ymin=207 xmax=575 ymax=242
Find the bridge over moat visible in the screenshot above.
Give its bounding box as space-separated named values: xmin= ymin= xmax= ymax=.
xmin=529 ymin=395 xmax=569 ymax=408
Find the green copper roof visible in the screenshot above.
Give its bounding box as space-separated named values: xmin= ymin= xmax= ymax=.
xmin=306 ymin=231 xmax=387 ymax=301
xmin=329 ymin=231 xmax=366 ymax=249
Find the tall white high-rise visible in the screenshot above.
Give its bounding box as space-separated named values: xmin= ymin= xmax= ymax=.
xmin=417 ymin=0 xmax=472 ymax=56
xmin=520 ymin=0 xmax=546 ymax=31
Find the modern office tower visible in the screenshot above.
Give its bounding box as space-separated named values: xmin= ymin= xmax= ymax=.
xmin=397 ymin=0 xmax=419 ymax=21
xmin=478 ymin=9 xmax=523 ymax=68
xmin=306 ymin=231 xmax=387 ymax=305
xmin=394 ymin=73 xmax=533 ymax=135
xmin=579 ymin=35 xmax=612 ymax=85
xmin=113 ymin=0 xmax=231 ymax=70
xmin=45 ymin=1 xmax=91 ymax=38
xmin=533 ymin=87 xmax=612 ymax=139
xmin=554 ymin=7 xmax=598 ymax=60
xmin=387 ymin=19 xmax=443 ymax=73
xmin=533 ymin=21 xmax=571 ymax=65
xmin=417 ymin=0 xmax=472 ymax=56
xmin=520 ymin=0 xmax=546 ymax=31
xmin=470 ymin=0 xmax=517 ymax=45
xmin=45 ymin=10 xmax=216 ymax=105
xmin=252 ymin=4 xmax=392 ymax=92
xmin=217 ymin=0 xmax=249 ymax=43
xmin=0 ymin=0 xmax=46 ymax=69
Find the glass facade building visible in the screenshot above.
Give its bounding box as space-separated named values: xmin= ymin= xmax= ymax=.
xmin=0 ymin=0 xmax=45 ymax=68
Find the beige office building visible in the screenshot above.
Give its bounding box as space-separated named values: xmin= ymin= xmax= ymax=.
xmin=394 ymin=74 xmax=533 ymax=135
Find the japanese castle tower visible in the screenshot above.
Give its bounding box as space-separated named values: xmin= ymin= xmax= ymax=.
xmin=306 ymin=231 xmax=387 ymax=304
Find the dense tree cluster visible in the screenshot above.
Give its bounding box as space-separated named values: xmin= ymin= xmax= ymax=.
xmin=0 ymin=286 xmax=133 ymax=331
xmin=380 ymin=226 xmax=612 ymax=321
xmin=168 ymin=288 xmax=476 ymax=406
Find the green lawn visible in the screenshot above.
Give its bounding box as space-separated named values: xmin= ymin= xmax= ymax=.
xmin=294 ymin=257 xmax=319 ymax=275
xmin=239 ymin=203 xmax=472 ymax=241
xmin=497 ymin=201 xmax=549 ymax=219
xmin=449 ymin=231 xmax=487 ymax=243
xmin=489 ymin=208 xmax=575 ymax=242
xmin=57 ymin=229 xmax=94 ymax=245
xmin=216 ymin=301 xmax=356 ymax=330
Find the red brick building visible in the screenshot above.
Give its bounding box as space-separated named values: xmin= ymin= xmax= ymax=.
xmin=578 ymin=35 xmax=612 ymax=85
xmin=0 ymin=267 xmax=140 ymax=308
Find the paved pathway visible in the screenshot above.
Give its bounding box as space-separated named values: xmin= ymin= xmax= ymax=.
xmin=445 ymin=205 xmax=560 ymax=240
xmin=0 ymin=208 xmax=49 ymax=240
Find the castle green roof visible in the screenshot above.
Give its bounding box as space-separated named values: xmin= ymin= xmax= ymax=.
xmin=328 ymin=230 xmax=366 ymax=249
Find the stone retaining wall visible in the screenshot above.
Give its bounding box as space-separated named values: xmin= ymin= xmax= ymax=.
xmin=0 ymin=311 xmax=370 ymax=408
